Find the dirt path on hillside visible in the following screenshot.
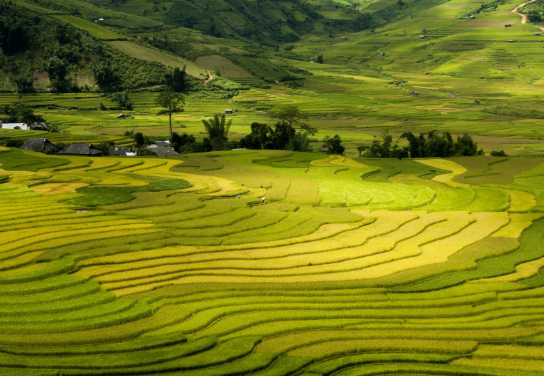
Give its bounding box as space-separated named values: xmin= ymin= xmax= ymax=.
xmin=512 ymin=0 xmax=534 ymax=23
xmin=511 ymin=0 xmax=544 ymax=30
xmin=204 ymin=70 xmax=213 ymax=85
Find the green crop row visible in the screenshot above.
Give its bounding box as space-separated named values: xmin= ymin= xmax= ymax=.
xmin=0 ymin=332 xmax=187 ymax=356
xmin=0 ymin=281 xmax=100 ymax=305
xmin=9 ymin=336 xmax=261 ymax=375
xmin=0 ymin=336 xmax=215 ymax=369
xmin=0 ymin=290 xmax=116 ymax=316
xmin=306 ymin=353 xmax=457 ymax=375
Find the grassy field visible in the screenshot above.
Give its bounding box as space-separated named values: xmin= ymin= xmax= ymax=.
xmin=105 ymin=41 xmax=207 ymax=78
xmin=53 ymin=15 xmax=124 ymax=40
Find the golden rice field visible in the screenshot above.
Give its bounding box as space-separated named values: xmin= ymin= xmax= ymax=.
xmin=3 ymin=148 xmax=544 ymax=376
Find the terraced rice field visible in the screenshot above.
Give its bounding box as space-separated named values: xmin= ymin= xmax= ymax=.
xmin=3 ymin=148 xmax=544 ymax=375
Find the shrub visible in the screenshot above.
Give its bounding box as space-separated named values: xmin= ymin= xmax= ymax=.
xmin=491 ymin=150 xmax=508 ymax=157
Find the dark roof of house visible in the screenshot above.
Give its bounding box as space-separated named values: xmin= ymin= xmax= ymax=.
xmin=111 ymin=147 xmax=133 ymax=156
xmin=58 ymin=143 xmax=103 ymax=156
xmin=147 ymin=147 xmax=178 ymax=157
xmin=19 ymin=138 xmax=61 ymax=153
xmin=150 ymin=141 xmax=171 ymax=148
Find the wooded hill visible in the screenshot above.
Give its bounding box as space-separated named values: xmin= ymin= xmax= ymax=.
xmin=0 ymin=0 xmax=386 ymax=93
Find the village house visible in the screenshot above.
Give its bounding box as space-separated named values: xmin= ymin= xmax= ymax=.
xmin=19 ymin=138 xmax=61 ymax=154
xmin=112 ymin=147 xmax=135 ymax=156
xmin=145 ymin=141 xmax=178 ymax=157
xmin=58 ymin=143 xmax=103 ymax=156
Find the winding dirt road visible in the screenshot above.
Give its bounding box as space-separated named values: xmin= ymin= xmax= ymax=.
xmin=511 ymin=0 xmax=544 ymax=30
xmin=203 ymin=70 xmax=213 ymax=85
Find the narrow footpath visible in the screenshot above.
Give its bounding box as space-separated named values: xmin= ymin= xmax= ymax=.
xmin=511 ymin=0 xmax=544 ymax=30
xmin=204 ymin=70 xmax=213 ymax=85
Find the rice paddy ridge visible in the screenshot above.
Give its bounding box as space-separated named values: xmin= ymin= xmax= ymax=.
xmin=3 ymin=149 xmax=544 ymax=374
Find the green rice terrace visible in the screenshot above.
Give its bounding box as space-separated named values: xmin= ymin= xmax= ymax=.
xmin=2 ymin=148 xmax=544 ymax=375
xmin=4 ymin=0 xmax=544 ymax=374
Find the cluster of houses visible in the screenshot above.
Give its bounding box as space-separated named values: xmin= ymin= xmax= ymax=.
xmin=18 ymin=138 xmax=179 ymax=157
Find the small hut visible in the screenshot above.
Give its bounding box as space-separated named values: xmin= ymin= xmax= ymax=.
xmin=508 ymin=39 xmax=515 ymax=43
xmin=224 ymin=109 xmax=233 ymax=114
xmin=505 ymin=23 xmax=512 ymax=27
xmin=470 ymin=15 xmax=475 ymax=18
xmin=475 ymin=100 xmax=480 ymax=104
xmin=535 ymin=32 xmax=541 ymax=36
xmin=380 ymin=52 xmax=385 ymax=56
xmin=424 ymin=72 xmax=430 ymax=75
xmin=419 ymin=35 xmax=425 ymax=39
xmin=58 ymin=143 xmax=103 ymax=156
xmin=117 ymin=113 xmax=126 ymax=119
xmin=19 ymin=138 xmax=61 ymax=154
xmin=411 ymin=91 xmax=419 ymax=95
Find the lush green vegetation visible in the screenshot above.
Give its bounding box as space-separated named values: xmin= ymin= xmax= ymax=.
xmin=2 ymin=0 xmax=544 ymax=373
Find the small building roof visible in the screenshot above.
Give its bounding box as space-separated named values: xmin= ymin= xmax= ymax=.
xmin=19 ymin=138 xmax=61 ymax=153
xmin=117 ymin=113 xmax=126 ymax=119
xmin=111 ymin=146 xmax=133 ymax=156
xmin=147 ymin=141 xmax=170 ymax=148
xmin=419 ymin=35 xmax=425 ymax=38
xmin=536 ymin=32 xmax=541 ymax=35
xmin=1 ymin=123 xmax=28 ymax=130
xmin=58 ymin=143 xmax=103 ymax=156
xmin=146 ymin=146 xmax=178 ymax=157
xmin=508 ymin=39 xmax=514 ymax=42
xmin=224 ymin=109 xmax=233 ymax=113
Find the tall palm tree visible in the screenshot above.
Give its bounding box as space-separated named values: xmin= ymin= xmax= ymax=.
xmin=202 ymin=113 xmax=232 ymax=150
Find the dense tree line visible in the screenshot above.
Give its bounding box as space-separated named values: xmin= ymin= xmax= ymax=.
xmin=360 ymin=131 xmax=483 ymax=159
xmin=239 ymin=122 xmax=293 ymax=150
